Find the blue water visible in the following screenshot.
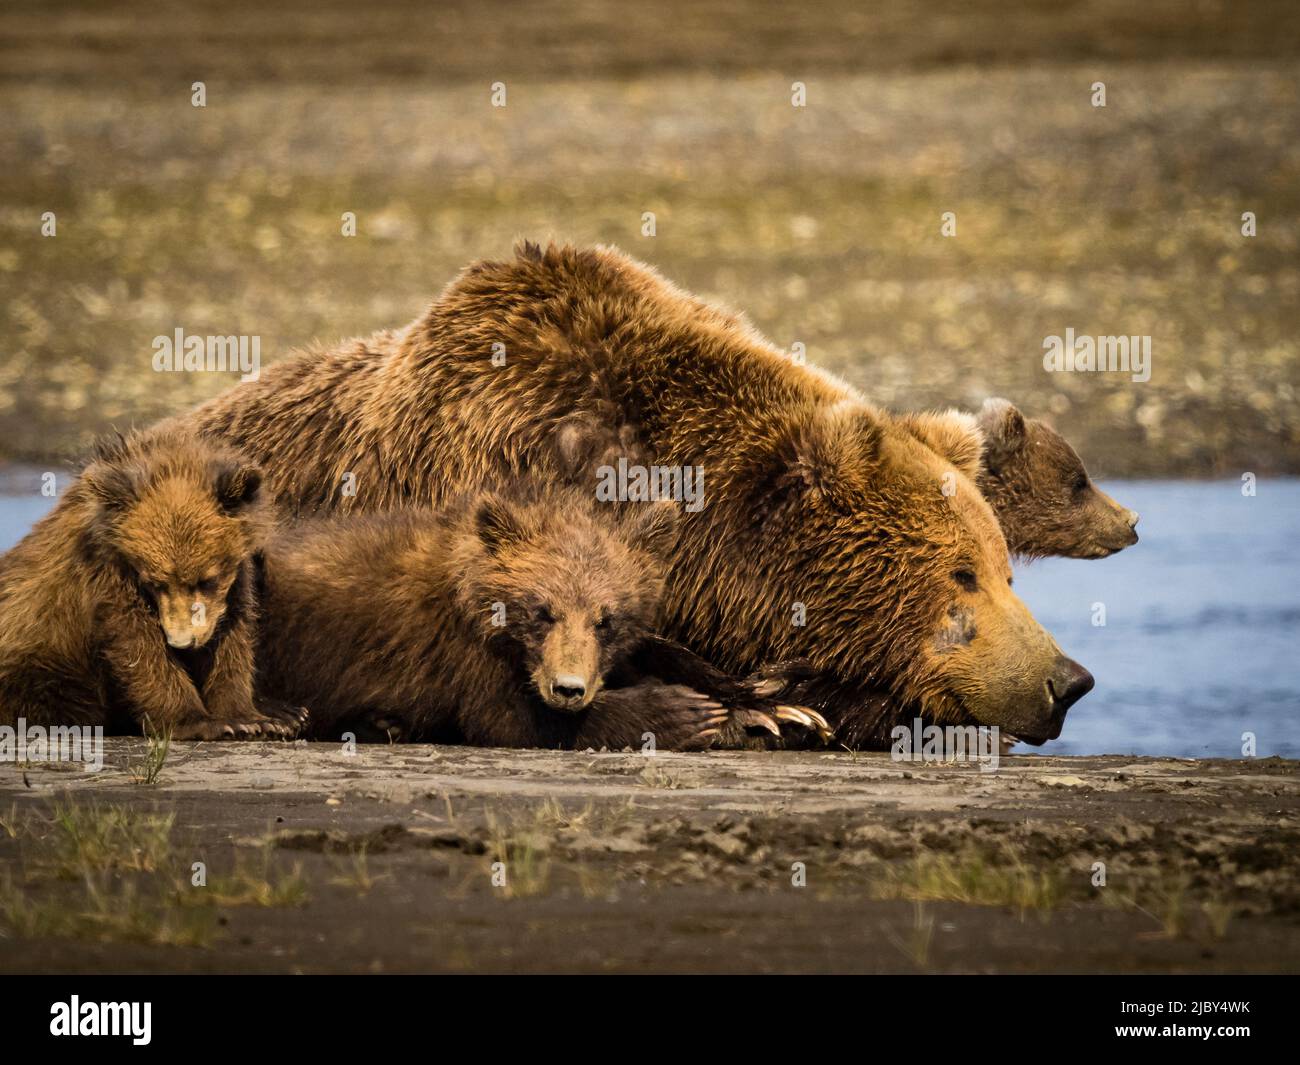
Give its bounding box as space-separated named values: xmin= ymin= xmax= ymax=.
xmin=1 ymin=480 xmax=1296 ymax=758
xmin=1013 ymin=480 xmax=1300 ymax=758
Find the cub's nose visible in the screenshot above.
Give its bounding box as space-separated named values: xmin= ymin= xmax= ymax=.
xmin=550 ymin=676 xmax=587 ymax=702
xmin=1049 ymin=659 xmax=1095 ymax=711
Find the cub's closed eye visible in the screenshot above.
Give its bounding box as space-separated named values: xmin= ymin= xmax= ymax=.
xmin=534 ymin=606 xmax=555 ymax=624
xmin=197 ymin=578 xmax=220 ymax=594
xmin=953 ymin=569 xmax=978 ymax=592
xmin=595 ymin=614 xmax=611 ymax=630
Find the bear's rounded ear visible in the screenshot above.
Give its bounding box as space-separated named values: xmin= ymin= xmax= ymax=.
xmin=976 ymin=398 xmax=1027 ymax=469
xmin=215 ymin=463 xmax=263 ymax=513
xmin=901 ymin=410 xmax=985 ymax=481
xmin=474 ymin=494 xmax=528 ymax=554
xmin=623 ymin=498 xmax=681 ymax=556
xmin=752 ymin=402 xmax=881 ymax=522
xmin=82 ymin=431 xmax=145 ymax=511
xmin=82 ymin=460 xmax=144 ymax=513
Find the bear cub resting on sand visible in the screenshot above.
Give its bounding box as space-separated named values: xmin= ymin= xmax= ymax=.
xmin=0 ymin=429 xmax=304 ymax=739
xmin=257 ymin=488 xmax=823 ymax=750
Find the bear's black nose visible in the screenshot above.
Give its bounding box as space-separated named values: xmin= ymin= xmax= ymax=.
xmin=551 ymin=677 xmax=586 ymax=701
xmin=1049 ymin=659 xmax=1095 ymax=711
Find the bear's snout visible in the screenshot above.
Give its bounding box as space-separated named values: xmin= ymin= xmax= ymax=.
xmin=548 ymin=674 xmax=588 ymax=708
xmin=1041 ymin=657 xmax=1095 ymax=739
xmin=535 ymin=616 xmax=602 ymax=711
xmin=1085 ymin=489 xmax=1140 ymax=555
xmin=1050 ymin=658 xmax=1094 ymax=709
xmin=1122 ymin=508 xmax=1140 ymax=543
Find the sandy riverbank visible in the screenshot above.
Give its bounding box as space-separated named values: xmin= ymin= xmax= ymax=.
xmin=0 ymin=741 xmax=1295 ymax=973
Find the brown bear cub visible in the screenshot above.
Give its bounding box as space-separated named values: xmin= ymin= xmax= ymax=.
xmin=976 ymin=398 xmax=1139 ymax=560
xmin=256 ymin=489 xmax=820 ymax=749
xmin=0 ymin=429 xmax=304 ymax=739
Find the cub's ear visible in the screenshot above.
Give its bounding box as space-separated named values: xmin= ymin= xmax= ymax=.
xmin=752 ymin=401 xmax=881 ymax=522
xmin=215 ymin=463 xmax=262 ymax=512
xmin=975 ymin=398 xmax=1028 ymax=471
xmin=623 ymin=499 xmax=680 ymax=556
xmin=901 ymin=409 xmax=985 ymax=481
xmin=82 ymin=459 xmax=145 ymax=513
xmin=474 ymin=494 xmax=528 ymax=554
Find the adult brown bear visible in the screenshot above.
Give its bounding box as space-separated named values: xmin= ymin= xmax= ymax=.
xmin=177 ymin=241 xmax=1094 ymax=747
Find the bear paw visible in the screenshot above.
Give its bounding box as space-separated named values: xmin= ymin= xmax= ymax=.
xmin=638 ymin=685 xmax=730 ymax=751
xmin=589 ymin=682 xmax=729 ymax=751
xmin=168 ymin=701 xmax=308 ymax=741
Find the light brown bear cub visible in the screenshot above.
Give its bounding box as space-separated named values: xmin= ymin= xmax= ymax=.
xmin=0 ymin=428 xmax=302 ymax=739
xmin=257 ymin=489 xmax=817 ymax=749
xmin=976 ymin=398 xmax=1139 ymax=560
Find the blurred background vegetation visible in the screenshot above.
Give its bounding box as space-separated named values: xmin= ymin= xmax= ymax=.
xmin=1 ymin=0 xmax=1297 ymax=474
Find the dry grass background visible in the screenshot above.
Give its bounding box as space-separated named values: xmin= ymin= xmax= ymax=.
xmin=1 ymin=0 xmax=1297 ymax=473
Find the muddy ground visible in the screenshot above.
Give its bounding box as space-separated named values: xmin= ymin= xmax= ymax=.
xmin=0 ymin=741 xmax=1296 ymax=973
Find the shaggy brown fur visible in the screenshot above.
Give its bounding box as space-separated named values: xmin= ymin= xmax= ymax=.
xmin=182 ymin=241 xmax=1093 ymax=746
xmin=257 ymin=489 xmax=812 ymax=749
xmin=976 ymin=398 xmax=1140 ymax=560
xmin=0 ymin=429 xmax=303 ymax=738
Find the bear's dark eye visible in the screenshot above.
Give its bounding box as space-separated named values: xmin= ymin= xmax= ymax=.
xmin=534 ymin=606 xmax=555 ymax=625
xmin=197 ymin=577 xmax=220 ymax=594
xmin=953 ymin=569 xmax=978 ymax=592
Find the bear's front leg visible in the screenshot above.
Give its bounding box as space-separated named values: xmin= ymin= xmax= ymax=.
xmin=579 ymin=681 xmax=729 ymax=751
xmin=202 ymin=617 xmax=306 ymax=739
xmin=102 ymin=607 xmax=211 ymax=738
xmin=454 ymin=689 xmax=558 ymax=749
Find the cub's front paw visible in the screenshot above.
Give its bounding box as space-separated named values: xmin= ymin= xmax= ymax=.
xmin=169 ymin=703 xmax=307 ymax=741
xmin=167 ymin=715 xmax=244 ymax=741
xmin=253 ymin=697 xmax=311 ymax=738
xmin=637 ymin=684 xmax=729 ymax=752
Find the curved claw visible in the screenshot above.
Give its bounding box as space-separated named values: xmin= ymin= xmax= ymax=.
xmin=775 ymin=704 xmax=834 ymax=742
xmin=774 ymin=705 xmax=814 ymax=729
xmin=731 ymin=708 xmax=781 ymax=738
